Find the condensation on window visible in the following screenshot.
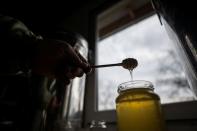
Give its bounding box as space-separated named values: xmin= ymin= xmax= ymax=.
xmin=97 ymin=14 xmax=195 ymax=111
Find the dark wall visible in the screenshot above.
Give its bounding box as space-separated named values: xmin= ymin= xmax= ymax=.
xmin=0 ymin=0 xmax=118 ymax=41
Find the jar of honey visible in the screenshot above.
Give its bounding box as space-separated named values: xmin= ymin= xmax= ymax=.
xmin=116 ymin=80 xmax=166 ymax=131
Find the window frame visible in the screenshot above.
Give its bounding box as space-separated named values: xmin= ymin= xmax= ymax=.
xmin=83 ymin=0 xmax=197 ymax=128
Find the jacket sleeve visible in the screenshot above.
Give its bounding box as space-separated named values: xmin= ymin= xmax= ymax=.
xmin=0 ymin=15 xmax=42 ymax=75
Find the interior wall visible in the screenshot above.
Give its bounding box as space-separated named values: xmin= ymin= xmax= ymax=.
xmin=0 ymin=0 xmax=117 ymax=39
xmin=57 ymin=0 xmax=119 ymax=41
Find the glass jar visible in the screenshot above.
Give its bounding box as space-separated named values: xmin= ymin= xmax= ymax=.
xmin=116 ymin=80 xmax=166 ymax=131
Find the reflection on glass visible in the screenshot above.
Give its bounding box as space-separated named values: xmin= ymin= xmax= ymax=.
xmin=97 ymin=14 xmax=195 ymax=111
xmin=89 ymin=120 xmax=107 ymax=131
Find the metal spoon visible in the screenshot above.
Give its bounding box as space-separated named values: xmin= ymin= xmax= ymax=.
xmin=91 ymin=58 xmax=138 ymax=69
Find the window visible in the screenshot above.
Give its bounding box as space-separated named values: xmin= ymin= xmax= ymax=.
xmin=97 ymin=14 xmax=195 ymax=111
xmin=84 ymin=1 xmax=197 ymax=128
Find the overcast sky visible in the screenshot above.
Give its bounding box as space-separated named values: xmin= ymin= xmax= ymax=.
xmin=97 ymin=15 xmax=194 ymax=110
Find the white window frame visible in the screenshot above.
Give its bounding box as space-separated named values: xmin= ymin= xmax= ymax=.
xmin=83 ymin=1 xmax=197 ymax=130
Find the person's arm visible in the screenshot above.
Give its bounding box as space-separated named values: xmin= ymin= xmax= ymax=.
xmin=0 ymin=15 xmax=91 ymax=82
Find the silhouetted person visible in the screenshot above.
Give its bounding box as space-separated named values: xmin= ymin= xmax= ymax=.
xmin=0 ymin=15 xmax=91 ymax=82
xmin=0 ymin=15 xmax=91 ymax=131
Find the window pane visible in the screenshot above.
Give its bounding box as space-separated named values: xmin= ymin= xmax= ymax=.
xmin=97 ymin=15 xmax=195 ymax=111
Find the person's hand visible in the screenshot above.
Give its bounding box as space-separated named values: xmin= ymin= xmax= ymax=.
xmin=31 ymin=38 xmax=91 ymax=84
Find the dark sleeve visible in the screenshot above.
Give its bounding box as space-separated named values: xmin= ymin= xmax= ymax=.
xmin=0 ymin=15 xmax=42 ymax=75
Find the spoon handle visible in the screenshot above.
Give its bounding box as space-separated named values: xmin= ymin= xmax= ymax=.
xmin=91 ymin=63 xmax=122 ymax=68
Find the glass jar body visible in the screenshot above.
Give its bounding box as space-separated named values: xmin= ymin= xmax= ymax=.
xmin=116 ymin=81 xmax=165 ymax=131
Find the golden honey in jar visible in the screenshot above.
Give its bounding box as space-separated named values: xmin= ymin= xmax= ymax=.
xmin=116 ymin=80 xmax=165 ymax=131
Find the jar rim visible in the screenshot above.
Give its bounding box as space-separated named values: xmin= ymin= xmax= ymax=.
xmin=118 ymin=80 xmax=154 ymax=93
